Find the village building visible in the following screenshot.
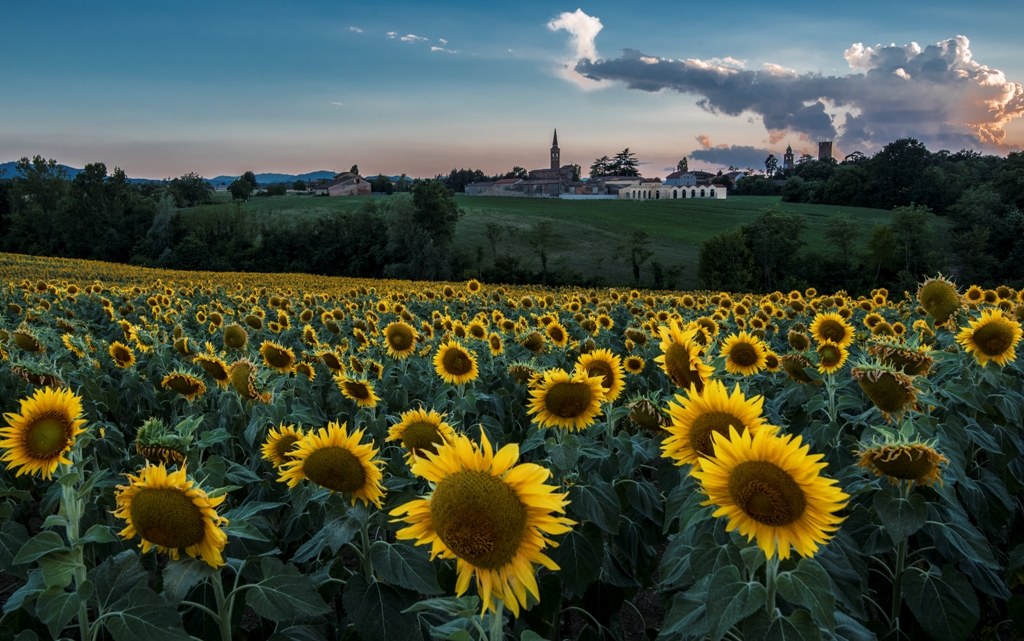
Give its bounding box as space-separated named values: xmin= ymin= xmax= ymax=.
xmin=325 ymin=172 xmax=371 ymax=196
xmin=619 ymin=182 xmax=727 ymax=201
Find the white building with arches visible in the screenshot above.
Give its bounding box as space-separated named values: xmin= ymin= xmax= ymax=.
xmin=619 ymin=183 xmax=727 ymax=201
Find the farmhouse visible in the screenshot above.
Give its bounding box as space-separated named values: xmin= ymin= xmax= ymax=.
xmin=619 ymin=183 xmax=727 ymax=200
xmin=325 ymin=172 xmax=371 ymax=196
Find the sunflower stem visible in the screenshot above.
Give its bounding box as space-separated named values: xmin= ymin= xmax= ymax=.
xmin=890 ymin=481 xmax=912 ymax=632
xmin=359 ymin=516 xmax=375 ymax=581
xmin=211 ymin=573 xmax=233 ymax=641
xmin=824 ymin=373 xmax=838 ymax=425
xmin=764 ymin=553 xmax=779 ymax=619
xmin=488 ymin=601 xmax=505 ymax=641
xmin=60 ymin=463 xmax=92 ymax=641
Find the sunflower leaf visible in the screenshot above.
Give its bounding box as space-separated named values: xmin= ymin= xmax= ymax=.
xmin=342 ymin=574 xmax=423 ymax=641
xmin=706 ymin=565 xmax=767 ymax=641
xmin=161 ymin=559 xmax=214 ymax=605
xmin=742 ymin=608 xmax=822 ymax=641
xmin=368 ymin=540 xmax=443 ymax=595
xmin=901 ymin=563 xmax=979 ymax=641
xmin=775 ymin=558 xmax=834 ymax=631
xmin=89 ymin=550 xmax=148 ymax=612
xmin=13 ymin=531 xmax=67 ymax=565
xmin=658 ymin=578 xmax=709 ymax=640
xmin=35 ymin=586 xmax=80 ymax=640
xmin=549 ymin=523 xmax=604 ymax=598
xmin=873 ymin=489 xmax=926 ymax=544
xmin=569 ymin=480 xmax=621 ymax=534
xmin=100 ymin=586 xmax=191 ymax=641
xmin=244 ymin=557 xmax=332 ymax=621
xmin=37 ymin=551 xmax=80 ymax=589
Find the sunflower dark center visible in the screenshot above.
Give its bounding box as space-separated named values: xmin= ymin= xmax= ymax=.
xmin=224 ymin=325 xmax=247 ymax=349
xmin=388 ymin=327 xmax=414 ymax=351
xmin=343 ymin=381 xmax=371 ymax=400
xmin=26 ymin=414 xmax=71 ymax=458
xmin=818 ymin=320 xmax=846 ymax=343
xmin=818 ymin=344 xmax=841 ymax=366
xmin=856 ymin=372 xmax=914 ymax=413
xmin=470 ymin=326 xmax=486 ymax=339
xmin=664 ymin=343 xmax=704 ymax=393
xmin=867 ymin=447 xmax=937 ymax=481
xmin=442 ymin=348 xmax=473 ymax=376
xmin=545 ymin=382 xmax=594 ymax=418
xmin=548 ymin=327 xmax=565 ymax=343
xmin=401 ymin=421 xmax=444 ymax=455
xmin=430 ymin=470 xmax=526 ymax=569
xmin=264 ymin=346 xmax=293 ymax=368
xmin=585 ymin=362 xmax=614 ymax=391
xmin=113 ymin=346 xmax=132 ymax=362
xmin=972 ymin=323 xmax=1012 ymax=356
xmin=728 ymin=461 xmax=806 ymax=526
xmin=689 ymin=412 xmax=744 ymax=458
xmin=303 ymin=447 xmax=367 ymax=492
xmin=729 ymin=343 xmax=759 ymax=367
xmin=273 ymin=435 xmax=301 ymax=461
xmin=130 ymin=488 xmax=206 ymax=549
xmin=523 ymin=333 xmax=545 ymax=352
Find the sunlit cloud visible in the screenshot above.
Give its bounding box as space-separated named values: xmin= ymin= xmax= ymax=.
xmin=546 ymin=9 xmax=609 ymax=90
xmin=348 ymin=26 xmax=363 ymax=33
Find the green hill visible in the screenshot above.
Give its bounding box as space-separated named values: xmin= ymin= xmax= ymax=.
xmin=211 ymin=193 xmax=900 ymax=288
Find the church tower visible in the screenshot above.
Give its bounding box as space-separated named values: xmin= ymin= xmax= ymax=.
xmin=550 ymin=129 xmax=560 ymax=170
xmin=783 ymin=144 xmax=794 ymax=171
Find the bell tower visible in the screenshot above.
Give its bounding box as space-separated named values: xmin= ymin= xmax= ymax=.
xmin=783 ymin=144 xmax=794 ymax=171
xmin=550 ymin=129 xmax=560 ymax=170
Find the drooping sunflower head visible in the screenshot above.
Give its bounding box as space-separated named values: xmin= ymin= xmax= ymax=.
xmin=433 ymin=341 xmax=479 ymax=385
xmin=161 ymin=371 xmax=207 ymax=401
xmin=520 ymin=331 xmax=546 ymax=353
xmin=655 ymin=321 xmax=714 ymax=393
xmin=223 ymin=323 xmax=248 ymax=350
xmin=383 ymin=321 xmax=418 ymax=359
xmin=228 ymin=359 xmax=270 ymax=403
xmin=526 ymin=368 xmax=606 ymax=431
xmin=386 ymin=408 xmax=457 ymax=458
xmin=787 ymin=330 xmax=810 ymax=352
xmin=261 ymin=423 xmax=305 ymax=468
xmin=868 ymin=338 xmax=934 ymax=376
xmin=337 ymin=375 xmax=380 ymax=408
xmin=809 ymin=312 xmax=854 ymax=349
xmin=858 ymin=438 xmax=948 ymax=487
xmin=390 ymin=429 xmax=574 ymax=616
xmin=113 ymin=463 xmax=228 ymax=568
xmin=277 ymin=421 xmax=385 ymax=507
xmin=851 ymin=362 xmax=918 ymax=419
xmin=259 ymin=340 xmax=295 ymax=373
xmin=13 ymin=328 xmax=45 ymax=353
xmin=109 ymin=341 xmax=136 ymax=369
xmin=692 ymin=427 xmax=849 ymax=560
xmin=0 ymin=386 xmax=88 ymax=479
xmin=720 ymin=331 xmax=769 ymax=376
xmin=815 ymin=340 xmax=849 ymax=375
xmin=193 ymin=354 xmax=230 ymax=387
xmin=661 ymin=379 xmax=775 ymax=466
xmin=955 ymin=309 xmax=1022 ymax=367
xmin=781 ymin=353 xmax=816 ymax=384
xmin=576 ymin=348 xmax=626 ymax=402
xmin=917 ymin=275 xmax=961 ymax=325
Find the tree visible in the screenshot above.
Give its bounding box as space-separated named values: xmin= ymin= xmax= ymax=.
xmin=504 ymin=166 xmax=528 ymax=179
xmin=741 ymin=206 xmax=805 ymax=290
xmin=589 ymin=155 xmax=611 ymax=178
xmin=527 ymin=221 xmax=553 ymax=282
xmin=797 ymin=154 xmax=814 ymax=165
xmin=610 ymin=148 xmax=640 ymax=176
xmin=764 ymin=154 xmax=779 ymax=177
xmin=370 ymin=175 xmax=395 ymax=194
xmin=292 ymin=180 xmax=307 ymax=191
xmin=484 ymin=222 xmax=505 ymax=260
xmin=698 ymin=230 xmax=754 ymax=291
xmin=412 ymin=180 xmax=461 ymax=246
xmin=570 ymin=164 xmax=582 ymax=182
xmin=229 ymin=171 xmax=257 ymax=201
xmin=350 ymin=164 xmax=360 ymax=176
xmin=676 ymin=157 xmax=688 ymax=173
xmin=620 ymin=230 xmax=653 ymax=285
xmin=823 ymin=217 xmax=860 ymax=266
xmin=168 ymin=171 xmax=213 ymax=207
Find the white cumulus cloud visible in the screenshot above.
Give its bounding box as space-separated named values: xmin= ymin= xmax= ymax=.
xmin=546 ymin=8 xmax=609 ymax=90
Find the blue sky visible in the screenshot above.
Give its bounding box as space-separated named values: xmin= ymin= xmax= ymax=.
xmin=2 ymin=1 xmax=1021 ymax=178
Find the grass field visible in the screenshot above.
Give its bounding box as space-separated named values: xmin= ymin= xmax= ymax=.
xmin=209 ymin=192 xmax=901 ymax=288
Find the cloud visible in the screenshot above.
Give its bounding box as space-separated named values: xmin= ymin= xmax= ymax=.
xmin=348 ymin=26 xmax=363 ymax=33
xmin=439 ymin=38 xmax=448 ymax=45
xmin=562 ymin=31 xmax=1023 ymax=152
xmin=400 ymin=33 xmax=428 ymax=43
xmin=695 ymin=134 xmax=713 ymax=149
xmin=386 ymin=31 xmax=397 ymax=39
xmin=431 ymin=46 xmax=458 ymax=54
xmin=329 ymin=102 xmax=345 ymax=107
xmin=690 ymin=144 xmax=776 ymax=170
xmin=546 ymin=9 xmax=609 ymax=89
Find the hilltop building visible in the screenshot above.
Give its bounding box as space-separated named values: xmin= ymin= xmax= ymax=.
xmin=308 ymin=172 xmax=371 ymax=196
xmin=783 ymin=145 xmax=795 ymax=171
xmin=818 ymin=141 xmax=833 ymax=162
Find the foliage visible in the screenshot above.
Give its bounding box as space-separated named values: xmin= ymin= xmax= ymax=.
xmin=590 ymin=148 xmax=641 ymax=177
xmin=168 ymin=171 xmax=213 ymax=208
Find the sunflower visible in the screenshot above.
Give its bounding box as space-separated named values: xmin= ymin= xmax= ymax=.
xmin=521 ymin=331 xmax=546 ymax=353
xmin=858 ymin=441 xmax=947 ymax=487
xmin=0 ymin=387 xmax=88 ymax=479
xmin=109 ymin=341 xmax=136 ymax=369
xmin=261 ymin=423 xmax=305 ymax=468
xmin=161 ymin=372 xmax=207 ymax=401
xmin=720 ymin=331 xmax=768 ymax=376
xmin=383 ymin=321 xmax=418 ymax=359
xmin=387 ymin=408 xmax=457 ymax=458
xmin=526 ymin=368 xmax=605 ymax=431
xmin=193 ymin=354 xmax=231 ymax=387
xmin=661 ymin=380 xmax=774 ymax=466
xmin=259 ymin=340 xmax=296 ymax=373
xmin=391 ymin=430 xmax=574 ymax=616
xmin=851 ymin=363 xmax=918 ymax=419
xmin=113 ymin=464 xmax=228 ymax=568
xmin=278 ymin=421 xmax=385 ymax=507
xmin=809 ymin=312 xmax=854 ymax=349
xmin=487 ymin=333 xmax=504 ymax=357
xmin=618 ymin=352 xmax=643 ymax=372
xmin=223 ymin=323 xmax=248 ymax=350
xmin=655 ymin=321 xmax=714 ymax=393
xmin=955 ymin=309 xmax=1022 ymax=367
xmin=434 ymin=341 xmax=479 ymax=385
xmin=545 ymin=321 xmax=569 ymax=348
xmin=337 ymin=376 xmax=380 ymax=408
xmin=13 ymin=328 xmax=45 ymax=353
xmin=918 ymin=275 xmax=962 ymax=324
xmin=576 ymin=349 xmax=626 ymax=402
xmin=816 ymin=341 xmax=849 ymax=375
xmin=692 ymin=427 xmax=848 ymax=560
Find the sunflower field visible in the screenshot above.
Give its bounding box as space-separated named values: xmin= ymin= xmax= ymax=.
xmin=0 ymin=252 xmax=1022 ymax=641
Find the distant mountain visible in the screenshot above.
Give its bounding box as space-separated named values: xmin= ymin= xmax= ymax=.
xmin=207 ymin=170 xmax=339 ymax=187
xmin=0 ymin=161 xmax=162 ymax=184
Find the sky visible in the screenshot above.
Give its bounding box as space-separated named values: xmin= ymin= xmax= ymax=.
xmin=2 ymin=1 xmax=1022 ymax=179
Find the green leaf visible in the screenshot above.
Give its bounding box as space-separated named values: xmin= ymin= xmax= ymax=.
xmin=79 ymin=524 xmax=118 ymax=546
xmin=89 ymin=550 xmax=148 ymax=611
xmin=342 ymin=574 xmax=423 ymax=641
xmin=901 ymin=564 xmax=979 ymax=641
xmin=162 ymin=559 xmax=214 ymax=605
xmin=368 ymin=540 xmax=443 ymax=595
xmin=873 ymin=490 xmax=926 ymax=543
xmin=743 ymin=609 xmax=822 ymax=641
xmin=223 ymin=500 xmax=285 ymax=521
xmin=0 ymin=520 xmax=29 ymax=571
xmin=548 ymin=523 xmax=603 ymax=598
xmin=706 ymin=565 xmax=767 ymax=641
xmin=38 ymin=551 xmax=81 ymax=589
xmin=569 ymin=480 xmax=621 ymax=534
xmin=35 ymin=587 xmax=81 ymax=639
xmin=776 ymin=558 xmax=835 ymax=630
xmin=658 ymin=582 xmax=708 ymax=640
xmin=100 ymin=586 xmax=192 ymax=641
xmin=3 ymin=570 xmax=45 ymax=613
xmin=13 ymin=531 xmax=67 ymax=565
xmin=244 ymin=557 xmax=332 ymax=622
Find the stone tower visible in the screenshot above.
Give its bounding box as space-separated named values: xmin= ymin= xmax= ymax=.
xmin=783 ymin=144 xmax=794 ymax=171
xmin=818 ymin=141 xmax=833 ymax=161
xmin=550 ymin=129 xmax=560 ymax=170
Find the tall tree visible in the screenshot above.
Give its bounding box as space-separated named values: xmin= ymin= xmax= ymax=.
xmin=764 ymin=154 xmax=779 ymax=177
xmin=589 ymin=156 xmax=611 ymax=178
xmin=412 ymin=180 xmax=461 ymax=245
xmin=168 ymin=171 xmax=213 ymax=207
xmin=676 ymin=157 xmax=688 ymax=173
xmin=610 ymin=148 xmax=640 ymax=176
